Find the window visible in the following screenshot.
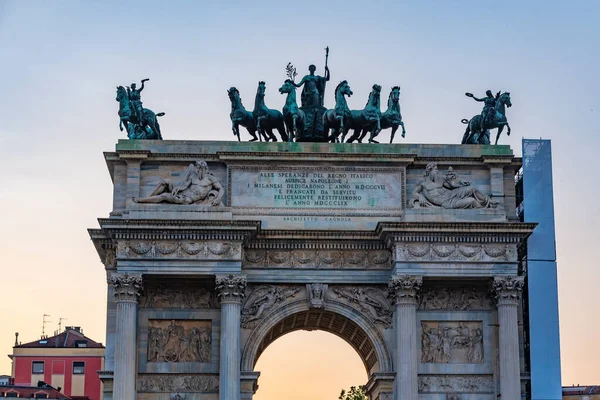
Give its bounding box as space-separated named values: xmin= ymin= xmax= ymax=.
xmin=6 ymin=392 xmax=18 ymax=397
xmin=75 ymin=340 xmax=88 ymax=348
xmin=73 ymin=361 xmax=85 ymax=374
xmin=36 ymin=394 xmax=48 ymax=399
xmin=32 ymin=361 xmax=44 ymax=374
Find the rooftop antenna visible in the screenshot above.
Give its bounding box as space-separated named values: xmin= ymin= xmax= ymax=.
xmin=58 ymin=317 xmax=67 ymax=333
xmin=42 ymin=314 xmax=51 ymax=339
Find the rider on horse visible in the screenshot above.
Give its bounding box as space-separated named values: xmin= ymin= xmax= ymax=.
xmin=128 ymin=78 xmax=149 ymax=126
xmin=467 ymin=90 xmax=497 ymax=133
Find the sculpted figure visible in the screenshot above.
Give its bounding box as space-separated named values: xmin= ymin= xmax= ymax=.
xmin=294 ymin=63 xmax=330 ymax=108
xmin=242 ymin=286 xmax=301 ymax=327
xmin=410 ymin=163 xmax=498 ymax=209
xmin=307 ymin=283 xmax=327 ymax=309
xmin=134 ymin=161 xmax=224 ymax=206
xmin=467 ymin=328 xmax=484 ymax=363
xmin=128 ymin=79 xmax=149 ymax=125
xmin=462 ymin=90 xmax=512 ymax=145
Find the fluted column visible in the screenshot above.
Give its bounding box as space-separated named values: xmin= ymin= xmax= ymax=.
xmin=109 ymin=274 xmax=143 ymax=400
xmin=216 ymin=274 xmax=247 ymax=400
xmin=389 ymin=276 xmax=423 ymax=400
xmin=493 ymin=276 xmax=524 ymax=400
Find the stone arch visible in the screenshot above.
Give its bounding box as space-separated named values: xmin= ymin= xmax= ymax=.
xmin=241 ymin=298 xmax=393 ymax=375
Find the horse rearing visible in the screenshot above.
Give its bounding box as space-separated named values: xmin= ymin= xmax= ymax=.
xmin=228 ymin=87 xmax=261 ymax=142
xmin=279 ymin=79 xmax=305 ymax=142
xmin=345 ymin=84 xmax=382 ymax=143
xmin=323 ymin=80 xmax=353 ymax=142
xmin=252 ymin=81 xmax=288 ymax=142
xmin=462 ymin=92 xmax=512 ymax=145
xmin=116 ymin=86 xmax=164 ymax=140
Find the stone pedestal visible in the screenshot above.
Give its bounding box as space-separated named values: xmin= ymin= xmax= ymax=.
xmin=109 ymin=274 xmax=142 ymax=400
xmin=216 ymin=274 xmax=247 ymax=400
xmin=389 ymin=276 xmax=423 ymax=400
xmin=493 ymin=276 xmax=524 ymax=400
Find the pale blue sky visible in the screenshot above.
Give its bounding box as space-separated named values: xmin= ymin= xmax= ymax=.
xmin=0 ymin=0 xmax=599 ymax=390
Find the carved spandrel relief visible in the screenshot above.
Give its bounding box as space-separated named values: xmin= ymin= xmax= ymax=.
xmin=418 ymin=375 xmax=493 ymax=393
xmin=137 ymin=374 xmax=219 ymax=392
xmin=242 ymin=285 xmax=302 ymax=328
xmin=418 ymin=287 xmax=492 ymax=311
xmin=117 ymin=240 xmax=241 ymax=260
xmin=140 ymin=284 xmax=218 ymax=309
xmin=421 ymin=321 xmax=483 ymax=364
xmin=147 ymin=320 xmax=212 ymax=363
xmin=331 ymin=286 xmax=393 ymax=327
xmin=243 ymin=249 xmax=392 ymax=269
xmin=396 ymin=243 xmax=517 ymax=262
xmin=409 ymin=162 xmax=498 ymax=209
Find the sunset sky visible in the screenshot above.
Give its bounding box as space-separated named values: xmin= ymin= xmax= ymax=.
xmin=1 ymin=1 xmax=599 ymax=398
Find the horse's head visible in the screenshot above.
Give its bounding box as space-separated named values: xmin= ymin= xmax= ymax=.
xmin=116 ymin=86 xmax=127 ymax=101
xmin=390 ymin=86 xmax=401 ymax=102
xmin=279 ymin=79 xmax=295 ymax=94
xmin=257 ymin=81 xmax=266 ymax=98
xmin=335 ymin=80 xmax=353 ymax=98
xmin=372 ymin=84 xmax=382 ymax=94
xmin=227 ymin=87 xmax=240 ymax=100
xmin=497 ymin=92 xmax=512 ymax=109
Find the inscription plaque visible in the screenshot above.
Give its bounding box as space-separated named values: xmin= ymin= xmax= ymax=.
xmin=230 ymin=166 xmax=402 ymax=210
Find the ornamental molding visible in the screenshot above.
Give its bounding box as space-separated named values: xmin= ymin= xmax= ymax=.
xmin=492 ymin=276 xmax=524 ymax=306
xmin=395 ymin=243 xmax=517 ymax=263
xmin=215 ymin=274 xmax=247 ymax=304
xmin=389 ymin=276 xmax=423 ymax=306
xmin=117 ymin=240 xmax=241 ymax=260
xmin=418 ymin=286 xmax=492 ymax=311
xmin=243 ymin=248 xmax=392 ymax=269
xmin=241 ymin=285 xmax=303 ymax=328
xmin=109 ymin=273 xmax=143 ymax=302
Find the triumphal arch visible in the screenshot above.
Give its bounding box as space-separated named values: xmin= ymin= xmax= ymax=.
xmin=90 ymin=140 xmax=533 ymax=400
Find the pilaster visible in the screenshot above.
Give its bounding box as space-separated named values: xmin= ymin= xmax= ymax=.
xmin=493 ymin=275 xmax=524 ymax=400
xmin=216 ymin=274 xmax=247 ymax=400
xmin=389 ymin=275 xmax=422 ymax=400
xmin=110 ymin=273 xmax=143 ymax=400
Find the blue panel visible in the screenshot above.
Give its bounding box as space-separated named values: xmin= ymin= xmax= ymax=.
xmin=522 ymin=139 xmax=562 ymax=399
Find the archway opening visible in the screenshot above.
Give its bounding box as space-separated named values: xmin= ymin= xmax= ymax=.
xmin=253 ymin=330 xmax=368 ymax=400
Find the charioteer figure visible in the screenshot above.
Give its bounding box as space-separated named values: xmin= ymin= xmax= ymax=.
xmin=128 ymin=78 xmax=150 ymax=126
xmin=294 ymin=63 xmax=330 ymax=108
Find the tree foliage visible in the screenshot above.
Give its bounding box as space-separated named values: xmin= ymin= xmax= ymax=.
xmin=339 ymin=385 xmax=367 ymax=400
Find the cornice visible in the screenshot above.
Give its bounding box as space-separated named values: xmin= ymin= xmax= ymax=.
xmin=217 ymin=151 xmax=416 ymax=163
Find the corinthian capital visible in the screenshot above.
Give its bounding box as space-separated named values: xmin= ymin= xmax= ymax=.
xmin=388 ymin=275 xmax=423 ymax=305
xmin=492 ymin=276 xmax=524 ymax=306
xmin=216 ymin=274 xmax=247 ymax=304
xmin=109 ymin=273 xmax=143 ymax=303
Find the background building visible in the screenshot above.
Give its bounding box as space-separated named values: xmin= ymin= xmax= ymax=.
xmin=9 ymin=327 xmax=104 ymax=400
xmin=562 ymin=385 xmax=600 ymax=399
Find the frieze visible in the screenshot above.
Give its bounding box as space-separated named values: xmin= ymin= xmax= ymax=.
xmin=242 ymin=285 xmax=302 ymax=328
xmin=243 ymin=249 xmax=392 ymax=269
xmin=137 ymin=374 xmax=218 ymax=392
xmin=418 ymin=375 xmax=493 ymax=393
xmin=147 ymin=320 xmax=212 ymax=363
xmin=419 ymin=286 xmax=492 ymax=311
xmin=117 ymin=240 xmax=241 ymax=260
xmin=421 ymin=321 xmax=484 ymax=363
xmin=331 ymin=286 xmax=393 ymax=327
xmin=396 ymin=243 xmax=517 ymax=262
xmin=140 ymin=284 xmax=218 ymax=309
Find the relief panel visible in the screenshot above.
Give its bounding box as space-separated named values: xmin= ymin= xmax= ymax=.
xmin=421 ymin=321 xmax=484 ymax=364
xmin=147 ymin=320 xmax=212 ymax=363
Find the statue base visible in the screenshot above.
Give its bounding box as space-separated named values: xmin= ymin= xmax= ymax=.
xmin=297 ymin=106 xmax=328 ymax=142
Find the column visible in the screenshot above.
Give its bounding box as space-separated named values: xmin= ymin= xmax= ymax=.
xmin=216 ymin=274 xmax=247 ymax=400
xmin=109 ymin=274 xmax=143 ymax=400
xmin=493 ymin=276 xmax=524 ymax=400
xmin=389 ymin=275 xmax=422 ymax=400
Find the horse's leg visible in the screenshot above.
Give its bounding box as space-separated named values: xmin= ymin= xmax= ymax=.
xmin=232 ymin=121 xmax=241 ymax=141
xmin=290 ymin=115 xmax=297 ymax=143
xmin=400 ymin=121 xmax=406 ymax=138
xmin=461 ymin=124 xmax=471 ymax=144
xmin=495 ymin=125 xmax=504 ymax=145
xmin=277 ymin=120 xmax=288 ymax=142
xmin=390 ymin=125 xmax=398 ymax=144
xmin=506 ymin=122 xmax=511 ymax=137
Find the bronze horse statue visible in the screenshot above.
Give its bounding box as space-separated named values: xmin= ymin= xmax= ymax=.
xmin=279 ymin=79 xmax=305 ymax=142
xmin=228 ymin=87 xmax=262 ymax=142
xmin=344 ymin=84 xmax=382 ymax=143
xmin=323 ymin=80 xmax=353 ymax=142
xmin=253 ymin=81 xmax=288 ymax=142
xmin=116 ymin=86 xmax=164 ymax=139
xmin=462 ymin=92 xmax=512 ymax=145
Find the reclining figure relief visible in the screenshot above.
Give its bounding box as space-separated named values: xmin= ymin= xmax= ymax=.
xmin=134 ymin=161 xmax=224 ymax=206
xmin=410 ymin=162 xmax=498 ymax=209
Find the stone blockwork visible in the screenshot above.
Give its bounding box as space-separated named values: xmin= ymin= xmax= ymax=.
xmin=90 ymin=141 xmax=534 ymax=400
